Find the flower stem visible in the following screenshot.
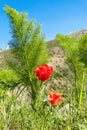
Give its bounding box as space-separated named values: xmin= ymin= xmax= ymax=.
xmin=78 ymin=69 xmax=85 ymax=110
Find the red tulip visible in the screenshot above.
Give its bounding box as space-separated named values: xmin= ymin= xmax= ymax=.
xmin=48 ymin=91 xmax=64 ymax=106
xmin=34 ymin=64 xmax=53 ymax=81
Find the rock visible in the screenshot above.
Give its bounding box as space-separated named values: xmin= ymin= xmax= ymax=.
xmin=69 ymin=28 xmax=87 ymax=38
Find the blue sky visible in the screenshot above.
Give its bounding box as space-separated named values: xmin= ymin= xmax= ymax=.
xmin=0 ymin=0 xmax=87 ymax=48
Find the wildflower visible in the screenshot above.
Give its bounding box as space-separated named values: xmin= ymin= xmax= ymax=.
xmin=34 ymin=64 xmax=53 ymax=81
xmin=48 ymin=91 xmax=64 ymax=106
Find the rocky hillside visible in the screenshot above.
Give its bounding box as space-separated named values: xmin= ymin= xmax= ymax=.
xmin=46 ymin=40 xmax=74 ymax=92
xmin=0 ymin=28 xmax=87 ymax=92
